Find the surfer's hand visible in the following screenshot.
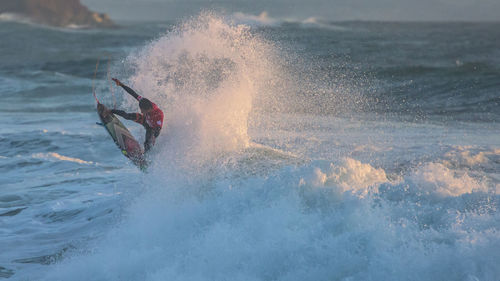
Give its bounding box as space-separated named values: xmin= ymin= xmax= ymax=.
xmin=112 ymin=78 xmax=122 ymax=86
xmin=111 ymin=109 xmax=125 ymax=116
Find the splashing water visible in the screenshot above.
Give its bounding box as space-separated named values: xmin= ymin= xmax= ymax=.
xmin=117 ymin=14 xmax=283 ymax=171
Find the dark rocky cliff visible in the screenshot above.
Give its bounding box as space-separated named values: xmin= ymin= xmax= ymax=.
xmin=0 ymin=0 xmax=114 ymax=28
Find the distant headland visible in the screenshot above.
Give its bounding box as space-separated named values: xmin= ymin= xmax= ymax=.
xmin=0 ymin=0 xmax=115 ymax=28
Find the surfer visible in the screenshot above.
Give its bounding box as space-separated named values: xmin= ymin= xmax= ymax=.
xmin=110 ymin=78 xmax=164 ymax=153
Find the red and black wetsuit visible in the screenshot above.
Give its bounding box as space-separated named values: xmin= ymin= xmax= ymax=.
xmin=111 ymin=84 xmax=164 ymax=153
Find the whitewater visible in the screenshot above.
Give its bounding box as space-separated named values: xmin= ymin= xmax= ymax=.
xmin=1 ymin=13 xmax=499 ymax=281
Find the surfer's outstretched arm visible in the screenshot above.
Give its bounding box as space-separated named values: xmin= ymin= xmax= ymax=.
xmin=112 ymin=78 xmax=142 ymax=101
xmin=111 ymin=109 xmax=144 ymax=125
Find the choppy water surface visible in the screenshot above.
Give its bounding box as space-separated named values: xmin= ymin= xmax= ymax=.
xmin=1 ymin=14 xmax=499 ymax=280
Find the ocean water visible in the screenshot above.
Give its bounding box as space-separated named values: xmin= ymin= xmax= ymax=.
xmin=1 ymin=13 xmax=500 ymax=281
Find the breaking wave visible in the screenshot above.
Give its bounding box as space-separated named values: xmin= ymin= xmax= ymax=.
xmin=231 ymin=11 xmax=349 ymax=31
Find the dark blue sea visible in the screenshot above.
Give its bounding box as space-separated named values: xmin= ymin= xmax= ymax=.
xmin=1 ymin=13 xmax=499 ymax=280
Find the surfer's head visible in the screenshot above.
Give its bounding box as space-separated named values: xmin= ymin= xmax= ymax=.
xmin=139 ymin=98 xmax=153 ymax=113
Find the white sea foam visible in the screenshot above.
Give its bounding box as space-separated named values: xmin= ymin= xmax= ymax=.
xmin=300 ymin=16 xmax=349 ymax=31
xmin=230 ymin=11 xmax=349 ymax=31
xmin=65 ymin=24 xmax=89 ymax=29
xmin=0 ymin=12 xmax=96 ymax=31
xmin=44 ymin=156 xmax=500 ymax=280
xmin=299 ymin=158 xmax=388 ymax=195
xmin=231 ymin=11 xmax=280 ymax=27
xmin=443 ymin=146 xmax=500 ymax=168
xmin=33 ymin=152 xmax=94 ymax=165
xmin=408 ymin=162 xmax=488 ymax=197
xmin=0 ymin=13 xmax=31 ymax=24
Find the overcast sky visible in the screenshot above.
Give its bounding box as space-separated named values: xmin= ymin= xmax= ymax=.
xmin=82 ymin=0 xmax=500 ymax=22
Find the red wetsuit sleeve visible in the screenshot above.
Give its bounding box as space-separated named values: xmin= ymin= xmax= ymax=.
xmin=133 ymin=113 xmax=144 ymax=125
xmin=111 ymin=110 xmax=144 ymax=125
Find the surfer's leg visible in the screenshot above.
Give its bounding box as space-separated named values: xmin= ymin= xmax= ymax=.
xmin=144 ymin=129 xmax=156 ymax=153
